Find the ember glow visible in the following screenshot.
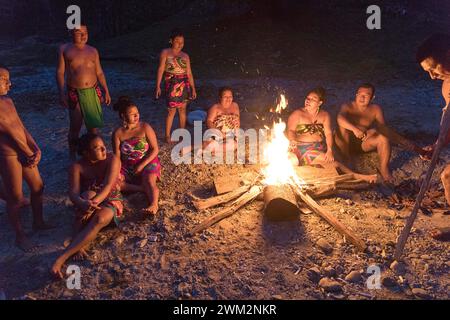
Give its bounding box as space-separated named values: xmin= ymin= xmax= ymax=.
xmin=262 ymin=95 xmax=303 ymax=186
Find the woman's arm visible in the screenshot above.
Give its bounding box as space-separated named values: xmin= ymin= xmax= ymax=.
xmin=136 ymin=123 xmax=159 ymax=169
xmin=323 ymin=112 xmax=335 ymax=162
xmin=91 ymin=155 xmax=121 ymax=204
xmin=323 ymin=112 xmax=334 ymax=151
xmin=186 ymin=55 xmax=197 ymax=99
xmin=69 ymin=163 xmax=87 ymax=209
xmin=286 ymin=111 xmax=298 ymax=142
xmin=156 ymin=50 xmax=167 ymax=98
xmin=206 ymin=105 xmax=217 ymax=129
xmin=112 ymin=129 xmax=122 ymax=157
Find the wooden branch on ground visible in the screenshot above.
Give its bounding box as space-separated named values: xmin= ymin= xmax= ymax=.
xmin=338 ymin=180 xmax=370 ymax=190
xmin=189 ymin=186 xmax=263 ymax=236
xmin=301 ymin=173 xmax=355 ymax=185
xmin=292 ymin=186 xmax=366 ymax=251
xmin=306 ymin=183 xmax=337 ymax=198
xmin=192 ymin=185 xmax=251 ymax=211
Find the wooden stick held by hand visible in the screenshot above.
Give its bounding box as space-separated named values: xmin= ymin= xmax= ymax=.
xmin=394 ymin=104 xmax=450 ymax=260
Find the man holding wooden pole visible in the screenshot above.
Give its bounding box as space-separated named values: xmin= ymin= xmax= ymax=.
xmin=395 ymin=34 xmax=450 ymax=259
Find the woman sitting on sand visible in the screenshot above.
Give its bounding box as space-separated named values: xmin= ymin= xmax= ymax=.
xmin=156 ymin=29 xmax=197 ymax=143
xmin=199 ymin=87 xmax=240 ymax=156
xmin=112 ymin=97 xmax=161 ymax=215
xmin=51 ymin=133 xmax=123 ymax=278
xmin=287 ymin=87 xmax=377 ymax=183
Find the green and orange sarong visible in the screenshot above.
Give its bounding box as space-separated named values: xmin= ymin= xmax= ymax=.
xmin=68 ymin=84 xmax=104 ymax=130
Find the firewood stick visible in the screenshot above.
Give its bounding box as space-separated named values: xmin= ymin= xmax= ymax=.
xmin=300 ymin=173 xmax=355 ymax=185
xmin=189 ymin=186 xmax=263 ymax=236
xmin=291 ymin=183 xmax=366 ymax=251
xmin=192 ymin=185 xmax=251 ymax=211
xmin=395 ymin=105 xmax=450 ymax=260
xmin=307 ymin=183 xmax=337 ymax=198
xmin=337 ymin=181 xmax=370 ymax=190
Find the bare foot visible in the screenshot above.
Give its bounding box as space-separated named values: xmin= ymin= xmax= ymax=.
xmin=356 ymin=173 xmax=379 ymax=184
xmin=142 ymin=203 xmax=159 ymax=216
xmin=50 ymin=259 xmax=65 ymax=280
xmin=20 ymin=198 xmax=31 ymax=207
xmin=166 ymin=136 xmax=176 ymax=145
xmin=72 ymin=249 xmax=88 ymax=262
xmin=430 ymin=228 xmax=450 ymax=241
xmin=380 ymin=170 xmax=394 ymax=184
xmin=15 ymin=236 xmax=39 ymax=253
xmin=181 ymin=145 xmax=193 ymax=156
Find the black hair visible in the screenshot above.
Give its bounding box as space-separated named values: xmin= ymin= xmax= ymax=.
xmin=77 ymin=133 xmax=101 ymax=156
xmin=306 ymin=87 xmax=326 ymax=103
xmin=218 ymin=86 xmax=233 ymax=99
xmin=416 ymin=33 xmax=450 ymax=65
xmin=69 ymin=22 xmax=88 ymax=34
xmin=113 ymin=96 xmax=137 ymax=118
xmin=357 ymin=83 xmax=376 ymax=97
xmin=170 ymin=28 xmax=184 ymax=41
xmin=0 ymin=66 xmax=10 ymax=72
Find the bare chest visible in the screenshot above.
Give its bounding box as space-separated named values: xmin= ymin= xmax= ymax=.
xmin=346 ymin=109 xmax=376 ymax=128
xmin=65 ymin=48 xmax=96 ymax=70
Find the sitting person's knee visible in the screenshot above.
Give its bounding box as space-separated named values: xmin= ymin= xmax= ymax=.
xmin=31 ymin=181 xmax=44 ymax=196
xmin=441 ymin=166 xmax=450 ymax=182
xmin=94 ymin=210 xmax=113 ymax=226
xmin=374 ymin=132 xmax=389 ymax=144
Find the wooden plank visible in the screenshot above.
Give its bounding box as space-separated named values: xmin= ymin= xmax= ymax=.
xmin=294 ymin=165 xmax=339 ymax=182
xmin=193 ymin=185 xmax=251 ymax=211
xmin=293 ymin=187 xmax=366 ymax=251
xmin=189 ymin=186 xmax=263 ymax=236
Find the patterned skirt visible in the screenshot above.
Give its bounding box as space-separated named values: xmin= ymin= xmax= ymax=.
xmin=164 ymin=73 xmax=191 ymax=109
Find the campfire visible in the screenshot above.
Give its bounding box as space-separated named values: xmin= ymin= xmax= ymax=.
xmin=189 ymin=95 xmax=369 ymax=252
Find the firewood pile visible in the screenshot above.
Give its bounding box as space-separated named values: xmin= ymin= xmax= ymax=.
xmin=189 ymin=166 xmax=373 ymax=251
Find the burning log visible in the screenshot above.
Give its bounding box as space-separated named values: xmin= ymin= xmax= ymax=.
xmin=189 ymin=185 xmax=263 ymax=236
xmin=193 ymin=185 xmax=251 ymax=211
xmin=292 ymin=186 xmax=366 ymax=251
xmin=263 ymin=184 xmax=300 ymax=220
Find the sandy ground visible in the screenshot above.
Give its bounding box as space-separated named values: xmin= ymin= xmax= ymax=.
xmin=0 ymin=59 xmax=448 ymax=300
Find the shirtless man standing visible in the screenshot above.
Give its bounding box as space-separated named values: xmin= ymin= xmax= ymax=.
xmin=56 ymin=24 xmax=111 ymax=159
xmin=0 ymin=67 xmax=49 ymax=251
xmin=417 ymin=34 xmax=450 ymax=241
